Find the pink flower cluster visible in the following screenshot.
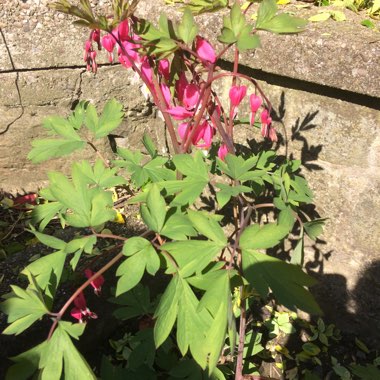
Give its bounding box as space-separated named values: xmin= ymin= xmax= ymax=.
xmin=83 ymin=21 xmax=276 ymax=161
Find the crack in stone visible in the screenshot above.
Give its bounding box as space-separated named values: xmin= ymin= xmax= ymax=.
xmin=0 ymin=62 xmax=114 ymax=75
xmin=70 ymin=69 xmax=86 ymax=110
xmin=0 ymin=28 xmax=25 ymax=135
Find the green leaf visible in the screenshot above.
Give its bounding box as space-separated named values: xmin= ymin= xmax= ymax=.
xmin=6 ymin=342 xmax=46 ymax=380
xmin=237 ymin=26 xmax=261 ymax=51
xmin=46 ymin=164 xmax=116 ymax=228
xmin=350 ymin=364 xmax=380 ymax=380
xmin=180 ymin=0 xmax=228 ymax=15
xmin=355 ymin=337 xmax=370 ymax=354
xmin=39 ymin=322 xmax=96 ymax=380
xmin=115 ymin=148 xmax=174 ymax=187
xmin=215 ymin=183 xmax=251 ymax=208
xmin=239 ymin=209 xmax=295 ymax=250
xmin=217 ymin=155 xmax=249 ymax=180
xmin=258 ymin=13 xmax=307 ymax=33
xmin=65 ymin=235 xmax=97 ymax=270
xmin=67 ymin=100 xmax=88 ymax=130
xmin=304 ymin=218 xmax=327 ymax=240
xmin=230 ymin=2 xmax=246 ymax=36
xmin=361 ymin=19 xmax=376 ymax=29
xmin=290 ymin=235 xmax=304 ymax=266
xmin=174 ymin=152 xmax=208 ymax=180
xmin=218 ymin=27 xmax=237 ymax=44
xmin=31 ymin=201 xmax=65 ymax=230
xmin=330 ymin=10 xmax=346 ymax=21
xmin=22 ymin=251 xmax=67 ymax=299
xmin=302 ymin=342 xmax=321 ymax=356
xmin=256 ymin=0 xmax=307 ymax=33
xmin=154 ymin=276 xmax=181 ymax=347
xmin=30 ymin=229 xmax=67 ymax=250
xmin=43 ymin=116 xmax=82 ymax=140
xmin=187 ymin=210 xmax=227 ymax=246
xmin=140 ymin=184 xmax=167 ymax=232
xmin=154 ymin=276 xmax=213 ymax=370
xmin=195 ymin=270 xmax=230 ymax=372
xmin=242 ymin=250 xmax=321 ymax=314
xmin=162 ymin=240 xmax=222 ymax=277
xmin=256 ymin=0 xmax=278 ymax=27
xmin=142 ymin=133 xmax=158 ymax=158
xmin=111 ymin=284 xmax=155 ymax=320
xmin=76 ymin=159 xmax=126 ymax=188
xmin=95 ymin=99 xmax=124 ymax=138
xmin=158 ymin=152 xmax=209 ymax=206
xmin=28 ymin=139 xmax=85 ymax=164
xmin=84 ymin=103 xmax=98 ymax=133
xmin=116 ymin=237 xmax=159 ymax=296
xmin=161 ymin=212 xmax=197 ymax=240
xmin=308 ymin=12 xmax=331 ymax=22
xmin=1 ymin=285 xmax=48 ymax=335
xmin=178 ymin=8 xmax=198 ymax=44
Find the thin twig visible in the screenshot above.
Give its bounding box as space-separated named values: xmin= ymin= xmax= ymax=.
xmin=235 ymin=293 xmax=247 ymax=379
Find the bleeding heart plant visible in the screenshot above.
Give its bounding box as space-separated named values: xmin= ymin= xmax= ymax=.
xmin=0 ymin=1 xmax=325 ymax=380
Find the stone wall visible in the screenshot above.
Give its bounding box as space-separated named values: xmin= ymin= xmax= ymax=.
xmin=1 ymin=1 xmax=380 ymax=344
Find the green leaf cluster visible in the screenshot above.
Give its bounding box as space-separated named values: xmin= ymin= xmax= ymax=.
xmin=218 ymin=3 xmax=260 ymax=51
xmin=167 ymin=0 xmax=228 ymax=15
xmin=136 ymin=15 xmax=179 ymax=58
xmin=1 ymin=280 xmax=48 ymax=336
xmin=28 ymin=100 xmax=124 ymax=164
xmin=154 ymin=270 xmax=230 ymax=373
xmin=32 ymin=160 xmax=121 ymax=229
xmin=256 ymin=0 xmax=307 ymax=34
xmin=6 ymin=322 xmax=96 ymax=380
xmin=114 ymin=148 xmax=175 ymax=188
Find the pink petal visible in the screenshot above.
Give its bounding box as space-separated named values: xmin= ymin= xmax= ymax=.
xmin=250 ymin=112 xmax=256 ymax=126
xmin=199 ymin=121 xmax=214 ymax=148
xmin=101 ymin=34 xmax=116 ymax=53
xmin=166 ymin=106 xmax=193 ymax=120
xmin=193 ymin=120 xmax=214 ymax=148
xmin=70 ymin=307 xmax=83 ymax=322
xmin=141 ymin=58 xmax=153 ymax=85
xmin=195 ymin=36 xmax=216 ymax=63
xmin=160 ymin=83 xmax=172 ymax=108
xmin=229 ymin=85 xmax=247 ymax=107
xmin=178 ymin=122 xmax=189 ymax=140
xmin=73 ymin=292 xmax=87 ymax=310
xmin=260 ymin=109 xmax=272 ymax=125
xmin=158 ymin=59 xmax=170 ymax=81
xmin=192 ymin=122 xmax=206 ymax=145
xmin=13 ymin=193 xmax=37 ymax=206
xmin=218 ymin=144 xmax=228 ymax=161
xmin=117 ymin=20 xmax=130 ymax=41
xmin=85 ymin=269 xmax=105 ymax=295
xmin=269 ymin=126 xmax=278 ymax=142
xmin=118 ymin=41 xmax=140 ymax=68
xmin=249 ymin=94 xmax=262 ymax=113
xmin=176 ymin=72 xmax=188 ymax=102
xmin=91 ymin=29 xmax=101 ymax=50
xmin=183 ymin=83 xmax=200 ymax=110
xmin=261 ymin=123 xmax=269 ymax=138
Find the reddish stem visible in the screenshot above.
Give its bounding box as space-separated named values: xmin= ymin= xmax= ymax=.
xmin=47 ymin=250 xmax=124 ymax=340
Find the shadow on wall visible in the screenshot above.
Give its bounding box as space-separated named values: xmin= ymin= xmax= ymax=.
xmin=308 ymin=257 xmax=380 ymax=348
xmin=250 ymin=91 xmax=380 ymax=347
